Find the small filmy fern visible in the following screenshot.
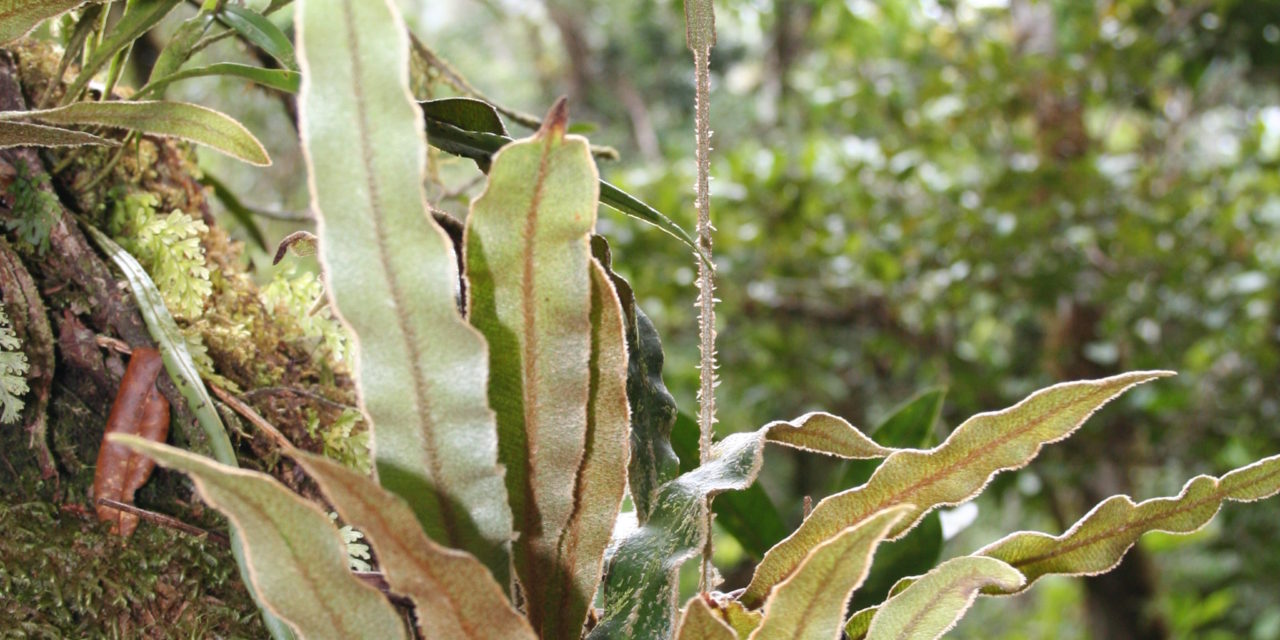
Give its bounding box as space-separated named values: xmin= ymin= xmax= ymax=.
xmin=0 ymin=308 xmax=29 ymax=424
xmin=4 ymin=161 xmax=60 ymax=256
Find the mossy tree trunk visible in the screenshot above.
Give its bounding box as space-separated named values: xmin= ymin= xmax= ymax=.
xmin=0 ymin=43 xmax=351 ymax=637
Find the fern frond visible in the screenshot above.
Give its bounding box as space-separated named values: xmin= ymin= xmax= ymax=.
xmin=0 ymin=308 xmax=30 ymax=424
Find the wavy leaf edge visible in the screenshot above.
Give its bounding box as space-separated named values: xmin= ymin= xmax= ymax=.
xmin=741 ymin=370 xmax=1174 ymax=607
xmin=857 ymin=556 xmax=1024 ymax=640
xmin=845 ymin=452 xmax=1280 ymax=638
xmin=109 ymin=435 xmax=407 ymax=639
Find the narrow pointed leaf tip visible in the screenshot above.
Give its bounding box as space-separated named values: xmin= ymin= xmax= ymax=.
xmin=297 ymin=0 xmax=513 ymax=584
xmin=856 ymin=556 xmax=1024 ymax=640
xmin=761 ymin=412 xmax=895 ymax=459
xmin=539 ymin=96 xmax=570 ymax=137
xmin=741 ymin=370 xmax=1173 ymax=607
xmin=109 ymin=436 xmax=407 ymax=639
xmin=7 ymin=101 xmax=270 ymax=165
xmin=290 ymin=452 xmax=537 ymax=640
xmin=750 ymin=506 xmax=911 ymax=640
xmin=419 ymin=100 xmax=710 ymax=265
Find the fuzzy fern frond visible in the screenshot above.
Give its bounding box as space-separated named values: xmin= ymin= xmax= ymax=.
xmin=260 ymin=265 xmax=351 ymax=365
xmin=0 ymin=308 xmax=30 ymax=424
xmin=306 ymin=407 xmax=369 ymax=474
xmin=3 ymin=161 xmax=60 ymax=255
xmin=328 ymin=512 xmax=372 ymax=572
xmin=108 ymin=191 xmax=212 ymax=320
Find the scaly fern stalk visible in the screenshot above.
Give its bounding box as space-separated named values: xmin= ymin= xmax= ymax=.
xmin=683 ymin=0 xmax=718 ymax=591
xmin=591 ymin=403 xmax=900 ymax=638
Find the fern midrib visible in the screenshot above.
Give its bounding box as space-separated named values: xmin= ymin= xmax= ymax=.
xmin=218 ymin=478 xmax=351 ymax=635
xmin=338 ymin=0 xmax=457 ymax=546
xmin=544 ymin=270 xmax=607 ymax=637
xmin=515 ymin=123 xmax=556 ymax=626
xmin=873 ymin=387 xmax=1111 ymax=531
xmin=893 ymin=570 xmax=987 ymax=638
xmin=781 ymin=549 xmax=853 ymax=640
xmin=335 ymin=479 xmax=488 ymax=638
xmin=1005 ymin=464 xmax=1280 ymax=572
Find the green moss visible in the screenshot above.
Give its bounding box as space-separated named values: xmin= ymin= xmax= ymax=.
xmin=306 ymin=407 xmax=370 ymax=475
xmin=0 ymin=502 xmax=264 ymax=638
xmin=0 ymin=390 xmax=265 ymax=638
xmin=0 ymin=38 xmax=366 ymax=636
xmin=260 ymin=265 xmax=352 ymax=373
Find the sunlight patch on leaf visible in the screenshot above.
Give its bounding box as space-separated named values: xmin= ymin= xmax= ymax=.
xmin=749 ymin=506 xmax=909 ymax=640
xmin=741 ymin=371 xmax=1173 ymax=607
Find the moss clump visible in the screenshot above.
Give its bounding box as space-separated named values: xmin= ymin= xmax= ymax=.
xmin=305 ymin=407 xmax=369 ymax=475
xmin=260 ymin=265 xmax=352 ymax=368
xmin=0 ymin=364 xmax=268 ymax=638
xmin=14 ymin=42 xmax=367 ymax=473
xmin=0 ymin=38 xmax=371 ymax=636
xmin=0 ymin=502 xmax=263 ymax=638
